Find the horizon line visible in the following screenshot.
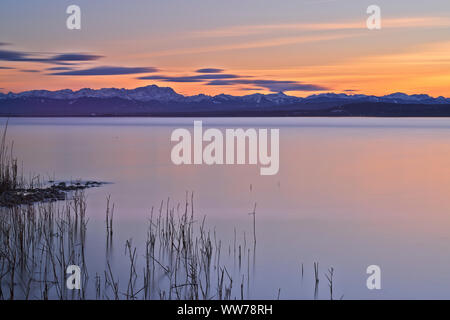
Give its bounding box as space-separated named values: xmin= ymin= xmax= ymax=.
xmin=1 ymin=84 xmax=449 ymax=100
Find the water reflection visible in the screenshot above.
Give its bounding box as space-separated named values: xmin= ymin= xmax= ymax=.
xmin=2 ymin=117 xmax=450 ymax=299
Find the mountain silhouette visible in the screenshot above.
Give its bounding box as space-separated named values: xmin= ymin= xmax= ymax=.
xmin=1 ymin=85 xmax=449 ymax=117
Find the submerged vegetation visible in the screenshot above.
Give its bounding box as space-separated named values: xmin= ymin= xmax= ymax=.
xmin=0 ymin=192 xmax=339 ymax=300
xmin=0 ymin=122 xmax=20 ymax=194
xmin=0 ymin=192 xmax=250 ymax=299
xmin=0 ymin=192 xmax=89 ymax=299
xmin=0 ymin=124 xmax=104 ymax=207
xmin=0 ymin=122 xmax=340 ymax=300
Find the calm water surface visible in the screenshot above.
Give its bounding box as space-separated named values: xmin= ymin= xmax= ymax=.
xmin=5 ymin=117 xmax=450 ymax=299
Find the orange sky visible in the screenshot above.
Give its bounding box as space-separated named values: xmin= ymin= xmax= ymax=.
xmin=1 ymin=1 xmax=449 ymax=97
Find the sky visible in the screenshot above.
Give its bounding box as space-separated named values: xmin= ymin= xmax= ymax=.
xmin=0 ymin=0 xmax=449 ymax=97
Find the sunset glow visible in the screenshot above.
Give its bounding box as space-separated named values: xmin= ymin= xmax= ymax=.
xmin=0 ymin=0 xmax=449 ymax=97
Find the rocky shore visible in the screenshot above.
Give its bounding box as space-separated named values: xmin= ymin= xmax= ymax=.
xmin=0 ymin=181 xmax=104 ymax=207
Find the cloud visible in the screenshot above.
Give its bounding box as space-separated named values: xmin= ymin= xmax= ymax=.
xmin=50 ymin=66 xmax=158 ymax=76
xmin=146 ymin=33 xmax=359 ymax=58
xmin=206 ymin=79 xmax=328 ymax=92
xmin=0 ymin=42 xmax=11 ymax=47
xmin=0 ymin=49 xmax=102 ymax=64
xmin=46 ymin=66 xmax=74 ymax=71
xmin=0 ymin=49 xmax=34 ymax=62
xmin=195 ymin=68 xmax=224 ymax=73
xmin=139 ymin=68 xmax=327 ymax=92
xmin=190 ymin=17 xmax=450 ymax=38
xmin=138 ymin=73 xmax=241 ymax=82
xmin=239 ymin=87 xmax=264 ymax=90
xmin=47 ymin=53 xmax=102 ymax=62
xmin=0 ymin=66 xmax=14 ymax=70
xmin=20 ymin=69 xmax=40 ymax=73
xmin=138 ymin=75 xmax=203 ymax=83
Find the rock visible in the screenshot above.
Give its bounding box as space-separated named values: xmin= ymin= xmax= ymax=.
xmin=0 ymin=180 xmax=104 ymax=207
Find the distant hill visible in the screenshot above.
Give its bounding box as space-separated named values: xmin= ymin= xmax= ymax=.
xmin=1 ymin=85 xmax=449 ymax=117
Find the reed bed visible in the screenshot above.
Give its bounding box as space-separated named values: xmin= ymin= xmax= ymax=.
xmin=0 ymin=191 xmax=88 ymax=299
xmin=0 ymin=122 xmax=341 ymax=300
xmin=0 ymin=191 xmax=340 ymax=300
xmin=0 ymin=123 xmax=22 ymax=193
xmin=138 ymin=194 xmax=239 ymax=300
xmin=0 ymin=192 xmax=259 ymax=300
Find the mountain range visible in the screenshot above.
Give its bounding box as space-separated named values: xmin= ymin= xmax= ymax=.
xmin=1 ymin=85 xmax=450 ymax=117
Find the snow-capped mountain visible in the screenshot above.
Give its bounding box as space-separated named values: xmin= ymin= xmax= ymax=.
xmin=1 ymin=85 xmax=449 ymax=117
xmin=0 ymin=85 xmax=184 ymax=102
xmin=0 ymin=85 xmax=449 ymax=105
xmin=303 ymin=92 xmax=450 ymax=105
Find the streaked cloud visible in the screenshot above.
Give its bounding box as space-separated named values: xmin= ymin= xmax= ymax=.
xmin=363 ymin=41 xmax=450 ymax=65
xmin=239 ymin=87 xmax=264 ymax=91
xmin=0 ymin=49 xmax=102 ymax=64
xmin=195 ymin=68 xmax=224 ymax=73
xmin=0 ymin=49 xmax=35 ymax=62
xmin=47 ymin=53 xmax=103 ymax=63
xmin=190 ymin=17 xmax=450 ymax=38
xmin=46 ymin=67 xmax=74 ymax=71
xmin=206 ymin=79 xmax=328 ymax=92
xmin=147 ymin=33 xmax=359 ymax=57
xmin=139 ymin=68 xmax=327 ymax=92
xmin=138 ymin=73 xmax=242 ymax=82
xmin=50 ymin=66 xmax=158 ymax=76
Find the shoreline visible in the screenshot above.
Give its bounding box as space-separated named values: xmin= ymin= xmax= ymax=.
xmin=0 ymin=180 xmax=105 ymax=207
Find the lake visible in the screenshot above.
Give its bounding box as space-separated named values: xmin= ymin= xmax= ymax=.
xmin=4 ymin=117 xmax=450 ymax=299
